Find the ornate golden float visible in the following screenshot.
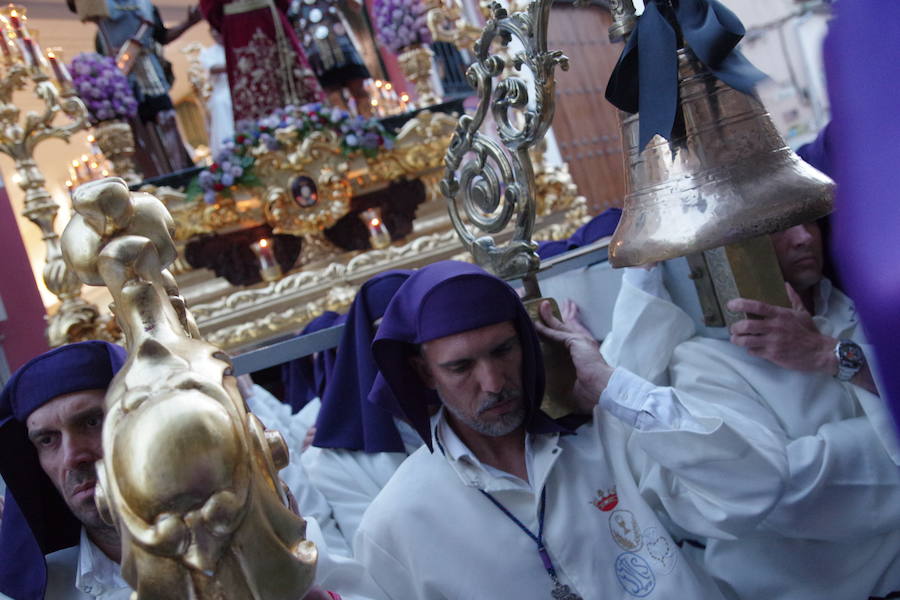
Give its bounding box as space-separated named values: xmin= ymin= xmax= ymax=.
xmin=55 ymin=104 xmax=586 ymax=351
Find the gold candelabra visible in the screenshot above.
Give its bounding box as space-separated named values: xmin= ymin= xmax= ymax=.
xmin=0 ymin=4 xmax=100 ymax=346
xmin=426 ymin=0 xmax=482 ymax=52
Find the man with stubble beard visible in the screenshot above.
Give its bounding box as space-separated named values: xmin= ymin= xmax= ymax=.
xmin=353 ymin=261 xmax=788 ymax=600
xmin=0 ymin=342 xmax=383 ymax=600
xmin=0 ymin=341 xmax=129 ymax=600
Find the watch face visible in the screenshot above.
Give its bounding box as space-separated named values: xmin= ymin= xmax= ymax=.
xmin=839 ymin=341 xmax=864 ymax=367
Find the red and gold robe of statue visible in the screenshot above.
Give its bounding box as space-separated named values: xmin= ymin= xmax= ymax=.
xmin=201 ymin=0 xmax=324 ymax=123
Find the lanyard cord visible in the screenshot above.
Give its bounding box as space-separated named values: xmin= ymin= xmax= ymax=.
xmin=434 ymin=425 xmax=561 ymax=584
xmin=478 ymin=487 xmax=561 ymax=583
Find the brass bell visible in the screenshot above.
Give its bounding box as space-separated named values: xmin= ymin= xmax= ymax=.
xmin=609 ymin=48 xmax=834 ymax=268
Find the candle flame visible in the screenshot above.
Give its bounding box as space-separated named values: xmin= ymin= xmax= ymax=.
xmin=371 ymin=98 xmax=378 ymax=106
xmin=259 ymin=238 xmax=269 ymax=248
xmin=400 ymin=93 xmax=410 ymax=102
xmin=46 ymin=49 xmax=55 ymax=59
xmin=384 ymin=82 xmax=393 ymax=91
xmin=374 ymin=79 xmax=383 ymax=88
xmin=71 ymin=159 xmax=79 ymax=167
xmin=370 ymin=218 xmax=381 ymax=227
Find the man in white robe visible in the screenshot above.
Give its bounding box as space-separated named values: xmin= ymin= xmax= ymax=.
xmin=603 ymin=222 xmax=900 ymax=599
xmin=0 ymin=342 xmax=383 ymax=600
xmin=354 ymin=260 xmax=787 ymax=600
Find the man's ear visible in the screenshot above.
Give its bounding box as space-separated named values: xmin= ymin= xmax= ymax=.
xmin=408 ymin=354 xmax=436 ymax=389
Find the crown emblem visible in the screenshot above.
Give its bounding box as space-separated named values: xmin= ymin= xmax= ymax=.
xmin=591 ymin=487 xmax=618 ymax=512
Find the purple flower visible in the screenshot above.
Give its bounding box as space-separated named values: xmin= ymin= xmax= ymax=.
xmin=69 ymin=53 xmax=138 ymax=125
xmin=373 ymin=0 xmax=432 ymax=52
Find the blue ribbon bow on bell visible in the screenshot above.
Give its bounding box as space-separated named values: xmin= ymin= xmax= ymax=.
xmin=605 ymin=0 xmax=767 ymax=150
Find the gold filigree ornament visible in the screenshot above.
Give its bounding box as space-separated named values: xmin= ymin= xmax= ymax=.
xmin=424 ymin=0 xmax=482 ymax=52
xmin=60 ymin=178 xmax=317 ymax=599
xmin=396 ymin=44 xmax=442 ymax=107
xmin=441 ymin=0 xmax=569 ymax=282
xmin=254 ymin=128 xmax=354 ymax=236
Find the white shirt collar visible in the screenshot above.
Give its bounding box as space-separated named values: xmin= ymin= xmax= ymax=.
xmin=75 ymin=529 xmax=129 ymax=598
xmin=433 ymin=407 xmax=537 ymax=492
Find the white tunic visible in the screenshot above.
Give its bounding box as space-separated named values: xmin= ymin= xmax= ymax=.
xmin=245 ymin=385 xmax=350 ymax=556
xmin=354 ymin=372 xmax=787 ymax=600
xmin=668 ymin=282 xmax=900 ymax=600
xmin=603 ymin=267 xmax=900 ymax=598
xmin=301 ymin=418 xmax=423 ymax=550
xmin=601 ymin=267 xmax=695 ymax=386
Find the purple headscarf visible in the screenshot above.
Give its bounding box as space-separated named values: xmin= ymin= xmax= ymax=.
xmin=537 ymin=208 xmax=622 ymax=260
xmin=368 ymin=261 xmax=564 ymax=450
xmin=313 ymin=270 xmax=412 ymax=453
xmin=0 ymin=341 xmax=126 ymax=600
xmin=281 ymin=311 xmax=344 ymax=412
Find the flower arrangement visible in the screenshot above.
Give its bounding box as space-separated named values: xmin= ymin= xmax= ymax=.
xmin=188 ymin=103 xmax=394 ymax=204
xmin=194 ymin=138 xmax=261 ymax=205
xmin=372 ymin=0 xmax=432 ymax=54
xmin=69 ymin=53 xmax=138 ymax=125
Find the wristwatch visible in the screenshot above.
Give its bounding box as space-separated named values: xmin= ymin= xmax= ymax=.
xmin=834 ymin=339 xmax=865 ymax=382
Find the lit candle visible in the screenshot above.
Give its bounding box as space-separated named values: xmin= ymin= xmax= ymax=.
xmin=46 ymin=48 xmax=73 ymax=89
xmin=399 ymin=92 xmax=410 ymax=112
xmin=8 ymin=8 xmax=22 ymax=33
xmin=250 ymin=237 xmax=283 ymax=282
xmin=360 ymin=207 xmax=391 ymax=249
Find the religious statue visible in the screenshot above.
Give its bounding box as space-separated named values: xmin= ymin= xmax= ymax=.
xmin=200 ymin=0 xmax=324 ymax=124
xmin=287 ymin=0 xmax=372 ymax=116
xmin=69 ymin=0 xmax=201 ymax=177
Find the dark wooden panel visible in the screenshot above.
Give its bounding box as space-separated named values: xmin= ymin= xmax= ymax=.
xmin=548 ymin=4 xmax=626 ymax=214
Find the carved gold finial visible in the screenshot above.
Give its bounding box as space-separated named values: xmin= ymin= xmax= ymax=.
xmin=61 ymin=178 xmax=317 ymax=599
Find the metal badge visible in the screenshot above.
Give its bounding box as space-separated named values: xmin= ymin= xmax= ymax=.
xmin=314 ymin=25 xmax=330 ymax=39
xmin=309 ymin=7 xmax=323 ymax=22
